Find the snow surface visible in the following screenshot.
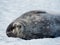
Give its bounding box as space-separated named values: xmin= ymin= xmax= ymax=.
xmin=0 ymin=0 xmax=60 ymax=45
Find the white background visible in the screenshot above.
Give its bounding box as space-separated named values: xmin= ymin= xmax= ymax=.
xmin=0 ymin=0 xmax=60 ymax=45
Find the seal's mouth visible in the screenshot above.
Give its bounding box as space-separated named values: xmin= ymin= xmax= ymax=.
xmin=6 ymin=31 xmax=17 ymax=37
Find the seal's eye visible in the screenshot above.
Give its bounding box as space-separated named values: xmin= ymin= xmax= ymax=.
xmin=12 ymin=26 xmax=15 ymax=29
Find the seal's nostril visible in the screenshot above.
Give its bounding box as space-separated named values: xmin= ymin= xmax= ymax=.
xmin=7 ymin=33 xmax=11 ymax=37
xmin=6 ymin=32 xmax=17 ymax=37
xmin=6 ymin=32 xmax=13 ymax=37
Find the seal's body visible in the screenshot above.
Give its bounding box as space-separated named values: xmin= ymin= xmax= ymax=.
xmin=6 ymin=10 xmax=60 ymax=40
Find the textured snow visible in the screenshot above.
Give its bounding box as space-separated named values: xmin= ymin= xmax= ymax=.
xmin=0 ymin=0 xmax=60 ymax=45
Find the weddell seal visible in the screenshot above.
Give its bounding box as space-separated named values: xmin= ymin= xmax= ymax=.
xmin=6 ymin=10 xmax=60 ymax=40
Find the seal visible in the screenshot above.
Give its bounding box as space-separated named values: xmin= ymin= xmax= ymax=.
xmin=6 ymin=10 xmax=60 ymax=40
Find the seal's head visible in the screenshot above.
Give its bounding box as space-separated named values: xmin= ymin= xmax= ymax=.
xmin=6 ymin=21 xmax=25 ymax=38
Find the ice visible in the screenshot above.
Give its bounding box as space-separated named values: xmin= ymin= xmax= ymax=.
xmin=0 ymin=0 xmax=60 ymax=45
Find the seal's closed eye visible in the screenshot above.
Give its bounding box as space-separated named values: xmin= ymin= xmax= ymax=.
xmin=12 ymin=26 xmax=15 ymax=29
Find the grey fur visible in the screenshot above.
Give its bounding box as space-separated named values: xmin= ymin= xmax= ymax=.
xmin=6 ymin=10 xmax=60 ymax=40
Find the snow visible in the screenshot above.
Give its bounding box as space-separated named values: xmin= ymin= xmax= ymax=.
xmin=0 ymin=0 xmax=60 ymax=45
